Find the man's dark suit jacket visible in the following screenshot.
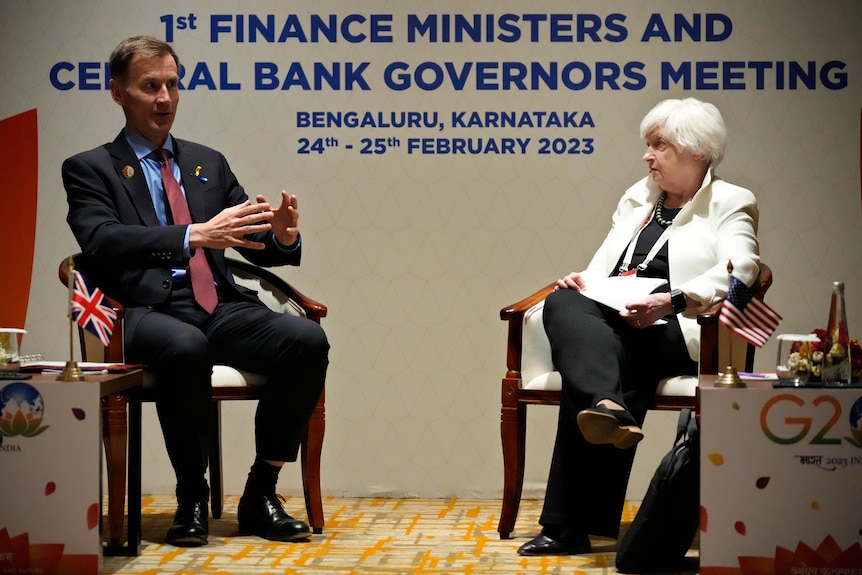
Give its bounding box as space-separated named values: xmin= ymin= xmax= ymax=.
xmin=62 ymin=131 xmax=300 ymax=323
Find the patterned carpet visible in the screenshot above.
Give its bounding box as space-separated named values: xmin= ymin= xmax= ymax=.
xmin=100 ymin=496 xmax=699 ymax=574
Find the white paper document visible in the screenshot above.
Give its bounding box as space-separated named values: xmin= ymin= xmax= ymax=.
xmin=578 ymin=274 xmax=668 ymax=312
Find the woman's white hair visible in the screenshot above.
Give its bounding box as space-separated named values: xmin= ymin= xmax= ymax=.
xmin=639 ymin=98 xmax=728 ymax=168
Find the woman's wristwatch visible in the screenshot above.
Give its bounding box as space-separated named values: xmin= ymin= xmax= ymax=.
xmin=670 ymin=289 xmax=687 ymax=314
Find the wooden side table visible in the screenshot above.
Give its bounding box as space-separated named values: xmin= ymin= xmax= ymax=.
xmin=27 ymin=370 xmax=143 ymax=556
xmin=698 ymin=376 xmax=862 ymax=571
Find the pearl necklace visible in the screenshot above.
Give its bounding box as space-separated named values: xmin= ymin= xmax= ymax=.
xmin=654 ymin=192 xmax=675 ymax=227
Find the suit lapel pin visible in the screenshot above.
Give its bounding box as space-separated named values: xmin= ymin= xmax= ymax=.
xmin=122 ymin=165 xmax=135 ymax=179
xmin=193 ymin=165 xmax=208 ymax=182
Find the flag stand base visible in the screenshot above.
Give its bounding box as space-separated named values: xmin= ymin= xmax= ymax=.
xmin=57 ymin=360 xmax=86 ymax=381
xmin=715 ymin=365 xmax=746 ymax=388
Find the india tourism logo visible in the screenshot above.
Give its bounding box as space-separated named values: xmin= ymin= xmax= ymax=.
xmin=0 ymin=381 xmax=49 ymax=439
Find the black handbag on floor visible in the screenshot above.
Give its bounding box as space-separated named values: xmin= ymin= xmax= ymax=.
xmin=615 ymin=408 xmax=700 ymax=573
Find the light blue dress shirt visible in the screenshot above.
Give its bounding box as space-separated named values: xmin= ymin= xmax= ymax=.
xmin=124 ymin=130 xmax=191 ymax=281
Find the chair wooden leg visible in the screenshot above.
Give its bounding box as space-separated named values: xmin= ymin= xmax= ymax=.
xmin=102 ymin=394 xmax=128 ymax=547
xmin=301 ymin=391 xmax=326 ymax=534
xmin=209 ymin=401 xmax=224 ymax=519
xmin=499 ymin=379 xmax=527 ymax=539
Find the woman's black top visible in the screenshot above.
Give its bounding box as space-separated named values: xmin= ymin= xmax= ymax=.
xmin=611 ymin=207 xmax=682 ymax=294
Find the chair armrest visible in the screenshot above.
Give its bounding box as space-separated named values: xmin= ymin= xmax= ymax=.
xmin=226 ymin=257 xmax=328 ymax=323
xmin=284 ymin=284 xmax=328 ymax=323
xmin=696 ymin=302 xmax=723 ymax=375
xmin=500 ymin=283 xmax=556 ymax=322
xmin=501 ymin=263 xmax=772 ymax=379
xmin=755 ymin=263 xmax=773 ymax=298
xmin=696 ymin=301 xmax=723 ymax=325
xmin=500 ymin=283 xmax=556 ymax=374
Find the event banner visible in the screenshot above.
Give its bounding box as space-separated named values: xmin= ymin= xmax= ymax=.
xmin=45 ymin=6 xmax=850 ymax=159
xmin=700 ymin=387 xmax=862 ymax=574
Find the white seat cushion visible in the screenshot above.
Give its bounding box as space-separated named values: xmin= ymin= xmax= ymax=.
xmin=519 ymin=300 xmax=697 ymax=397
xmin=521 ymin=300 xmax=555 ymax=387
xmin=141 ymin=365 xmax=267 ymax=389
xmin=523 ymin=370 xmax=562 ymax=391
xmin=522 ymin=372 xmax=697 ymax=397
xmin=211 ymin=365 xmax=267 ymax=387
xmin=138 ymin=266 xmax=298 ymax=390
xmin=654 ymin=375 xmax=698 ymax=397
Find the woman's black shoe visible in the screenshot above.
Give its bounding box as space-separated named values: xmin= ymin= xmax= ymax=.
xmin=577 ymin=404 xmax=644 ymax=449
xmin=517 ymin=530 xmax=591 ymax=556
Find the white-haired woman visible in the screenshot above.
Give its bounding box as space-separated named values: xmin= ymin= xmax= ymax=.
xmin=518 ymin=98 xmax=761 ymax=556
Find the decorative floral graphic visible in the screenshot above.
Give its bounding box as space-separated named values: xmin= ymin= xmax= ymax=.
xmin=87 ymin=503 xmax=99 ymax=530
xmin=0 ymin=527 xmax=98 ymax=574
xmin=0 ymin=382 xmax=49 ymax=438
xmin=736 ymin=535 xmax=862 ymax=575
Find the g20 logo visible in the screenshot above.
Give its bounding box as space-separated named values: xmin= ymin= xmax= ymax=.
xmin=760 ymin=394 xmax=862 ymax=448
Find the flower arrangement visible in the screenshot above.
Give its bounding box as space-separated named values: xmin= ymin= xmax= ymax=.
xmin=854 ymin=339 xmax=861 ymax=382
xmin=784 ymin=337 xmax=821 ymax=381
xmin=790 ymin=329 xmax=861 ymax=383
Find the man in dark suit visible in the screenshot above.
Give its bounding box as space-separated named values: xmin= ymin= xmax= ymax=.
xmin=62 ymin=36 xmax=329 ymax=547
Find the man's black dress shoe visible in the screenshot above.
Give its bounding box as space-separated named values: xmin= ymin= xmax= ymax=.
xmin=577 ymin=404 xmax=644 ymax=449
xmin=517 ymin=531 xmax=591 ymax=556
xmin=237 ymin=491 xmax=312 ymax=541
xmin=165 ymin=498 xmax=208 ymax=547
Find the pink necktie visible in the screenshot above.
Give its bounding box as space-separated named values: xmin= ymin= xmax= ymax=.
xmin=158 ymin=148 xmax=218 ymax=313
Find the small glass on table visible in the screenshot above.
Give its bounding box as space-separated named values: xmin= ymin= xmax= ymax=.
xmin=0 ymin=328 xmax=26 ymax=377
xmin=775 ymin=333 xmax=821 ymax=387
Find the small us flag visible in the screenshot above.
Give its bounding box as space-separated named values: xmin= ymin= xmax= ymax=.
xmin=72 ymin=271 xmax=117 ymax=346
xmin=719 ymin=275 xmax=782 ymax=348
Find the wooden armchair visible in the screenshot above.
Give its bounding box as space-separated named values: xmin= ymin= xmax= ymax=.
xmin=59 ymin=255 xmax=328 ymax=549
xmin=497 ymin=264 xmax=773 ymax=539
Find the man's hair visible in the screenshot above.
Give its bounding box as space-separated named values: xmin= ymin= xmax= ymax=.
xmin=109 ymin=36 xmax=179 ymax=86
